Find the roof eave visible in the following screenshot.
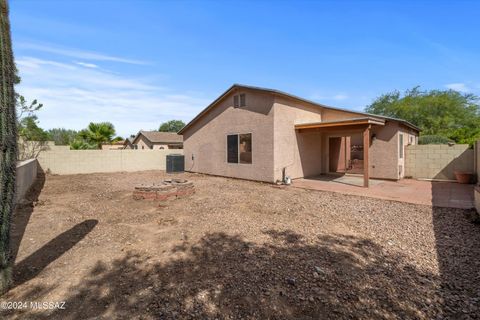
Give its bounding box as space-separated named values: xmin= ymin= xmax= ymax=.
xmin=295 ymin=117 xmax=385 ymax=130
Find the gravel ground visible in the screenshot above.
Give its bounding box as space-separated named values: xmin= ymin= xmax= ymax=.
xmin=1 ymin=170 xmax=479 ymax=319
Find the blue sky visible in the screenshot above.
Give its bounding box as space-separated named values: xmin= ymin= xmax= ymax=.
xmin=10 ymin=0 xmax=480 ymax=137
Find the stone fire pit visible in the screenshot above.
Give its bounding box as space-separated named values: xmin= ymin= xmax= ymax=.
xmin=133 ymin=179 xmax=195 ymax=201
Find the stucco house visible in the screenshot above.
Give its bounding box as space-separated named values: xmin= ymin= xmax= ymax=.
xmin=178 ymin=84 xmax=420 ymax=187
xmin=127 ymin=131 xmax=183 ymax=150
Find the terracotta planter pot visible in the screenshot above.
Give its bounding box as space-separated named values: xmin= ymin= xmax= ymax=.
xmin=454 ymin=171 xmax=473 ymax=184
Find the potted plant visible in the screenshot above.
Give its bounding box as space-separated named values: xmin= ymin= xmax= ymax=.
xmin=454 ymin=171 xmax=474 ymax=184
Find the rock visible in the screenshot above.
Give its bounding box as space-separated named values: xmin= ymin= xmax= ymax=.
xmin=286 ymin=278 xmax=296 ymax=286
xmin=314 ymin=266 xmax=324 ymax=274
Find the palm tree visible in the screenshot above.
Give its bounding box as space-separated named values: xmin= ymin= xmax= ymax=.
xmin=0 ymin=0 xmax=17 ymax=293
xmin=78 ymin=122 xmax=116 ymax=149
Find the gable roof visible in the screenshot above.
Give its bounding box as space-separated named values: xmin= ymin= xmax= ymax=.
xmin=178 ymin=84 xmax=421 ymax=134
xmin=132 ymin=131 xmax=183 ymax=144
xmin=124 ymin=137 xmax=134 ymax=145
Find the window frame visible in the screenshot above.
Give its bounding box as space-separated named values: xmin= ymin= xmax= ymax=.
xmin=226 ymin=133 xmax=252 ymax=165
xmin=227 ymin=134 xmax=239 ymax=164
xmin=399 ymin=133 xmax=404 ymax=159
xmin=239 ymin=93 xmax=246 ymax=107
xmin=233 ymin=93 xmax=246 ymax=108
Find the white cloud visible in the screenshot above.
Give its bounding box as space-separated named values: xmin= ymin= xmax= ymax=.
xmin=75 ymin=61 xmax=99 ymax=69
xmin=16 ymin=42 xmax=147 ymax=65
xmin=444 ymin=83 xmax=471 ymax=93
xmin=15 ymin=56 xmax=209 ymax=137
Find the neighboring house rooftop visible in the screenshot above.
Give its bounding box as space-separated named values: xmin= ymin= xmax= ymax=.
xmin=123 ymin=137 xmax=134 ymax=146
xmin=132 ymin=131 xmax=183 ymax=144
xmin=178 ymin=84 xmax=421 ymax=134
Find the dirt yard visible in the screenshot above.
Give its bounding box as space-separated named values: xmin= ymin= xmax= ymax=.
xmin=1 ymin=171 xmax=479 ymax=319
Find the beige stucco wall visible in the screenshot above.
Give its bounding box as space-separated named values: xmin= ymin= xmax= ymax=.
xmin=321 ymin=108 xmax=363 ymax=122
xmin=405 ymin=144 xmax=474 ymax=180
xmin=368 ymin=123 xmax=399 ymax=179
xmin=136 ymin=136 xmax=152 ymax=149
xmin=37 ymin=149 xmax=183 ymax=175
xmin=273 ymin=96 xmax=323 ymax=181
xmin=16 ymin=159 xmax=38 ymax=202
xmin=183 ymin=88 xmax=275 ymax=182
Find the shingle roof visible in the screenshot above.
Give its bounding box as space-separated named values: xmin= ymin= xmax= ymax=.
xmin=134 ymin=131 xmax=183 ymax=144
xmin=178 ymin=84 xmax=421 ymax=134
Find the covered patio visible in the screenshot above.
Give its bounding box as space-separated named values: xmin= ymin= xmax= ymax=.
xmin=295 ymin=117 xmax=385 ymax=187
xmin=292 ymin=175 xmax=475 ymax=209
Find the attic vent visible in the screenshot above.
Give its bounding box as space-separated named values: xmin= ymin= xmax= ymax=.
xmin=233 ymin=94 xmax=246 ymax=108
xmin=240 ymin=93 xmax=246 ymax=106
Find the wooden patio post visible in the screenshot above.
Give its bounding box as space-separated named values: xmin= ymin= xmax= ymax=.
xmin=363 ymin=125 xmax=370 ymax=187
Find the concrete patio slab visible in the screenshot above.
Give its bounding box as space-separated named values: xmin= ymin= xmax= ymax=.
xmin=292 ymin=175 xmax=475 ymax=209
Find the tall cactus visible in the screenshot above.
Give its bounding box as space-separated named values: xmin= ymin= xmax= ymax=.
xmin=0 ymin=0 xmax=17 ymax=293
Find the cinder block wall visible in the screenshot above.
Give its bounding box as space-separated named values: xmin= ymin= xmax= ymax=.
xmin=405 ymin=144 xmax=474 ymax=180
xmin=37 ymin=149 xmax=184 ymax=175
xmin=16 ymin=159 xmax=38 ymax=201
xmin=475 ymin=141 xmax=480 ymax=213
xmin=476 ymin=140 xmax=480 ymax=182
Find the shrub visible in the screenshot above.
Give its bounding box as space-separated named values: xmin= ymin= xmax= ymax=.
xmin=418 ymin=135 xmax=453 ymax=145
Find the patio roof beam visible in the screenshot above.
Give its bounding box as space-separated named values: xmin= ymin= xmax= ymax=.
xmin=296 ymin=124 xmax=374 ymax=134
xmin=363 ymin=125 xmax=371 ymax=188
xmin=294 ymin=117 xmax=385 ymax=130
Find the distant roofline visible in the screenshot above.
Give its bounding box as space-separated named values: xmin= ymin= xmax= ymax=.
xmin=178 ymin=84 xmax=421 ymax=134
xmin=132 ymin=130 xmax=182 ymax=144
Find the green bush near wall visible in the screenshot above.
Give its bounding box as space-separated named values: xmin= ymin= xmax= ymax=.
xmin=418 ymin=135 xmax=453 ymax=145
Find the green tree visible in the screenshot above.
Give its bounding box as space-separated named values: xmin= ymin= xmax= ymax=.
xmin=14 ymin=87 xmax=49 ymax=159
xmin=47 ymin=128 xmax=78 ymax=145
xmin=18 ymin=116 xmax=48 ymax=141
xmin=16 ymin=95 xmax=42 ymax=121
xmin=69 ymin=139 xmax=97 ymax=150
xmin=0 ymin=0 xmax=17 ymax=293
xmin=159 ymin=120 xmax=185 ymax=133
xmin=17 ymin=116 xmax=50 ymax=160
xmin=76 ymin=122 xmax=118 ymax=149
xmin=365 ymin=86 xmax=480 ymax=145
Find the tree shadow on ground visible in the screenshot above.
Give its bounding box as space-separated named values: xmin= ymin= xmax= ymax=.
xmin=22 ymin=230 xmax=447 ymax=319
xmin=12 ymin=219 xmax=98 ymax=289
xmin=431 ymin=182 xmax=480 ymax=318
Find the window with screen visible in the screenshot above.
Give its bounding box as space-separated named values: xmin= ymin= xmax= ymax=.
xmin=227 ymin=134 xmax=239 ymax=163
xmin=227 ymin=133 xmax=252 ymax=164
